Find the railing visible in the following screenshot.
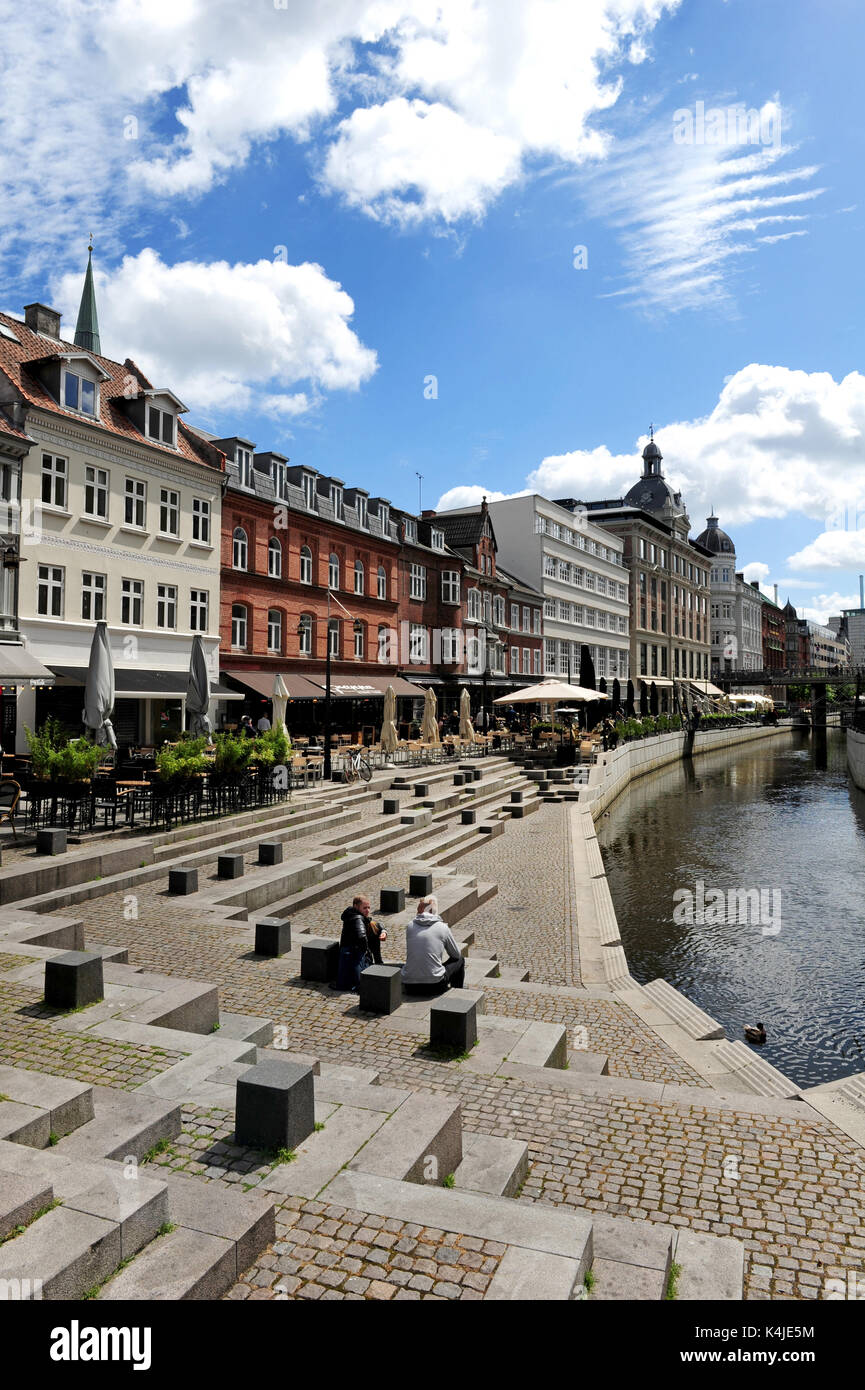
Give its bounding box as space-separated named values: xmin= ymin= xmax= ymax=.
xmin=718 ymin=666 xmax=865 ymax=687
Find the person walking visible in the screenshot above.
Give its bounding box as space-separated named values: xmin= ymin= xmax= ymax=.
xmin=401 ymin=896 xmax=465 ymax=995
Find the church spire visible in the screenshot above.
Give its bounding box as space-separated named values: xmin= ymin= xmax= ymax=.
xmin=74 ymin=237 xmax=101 ymax=355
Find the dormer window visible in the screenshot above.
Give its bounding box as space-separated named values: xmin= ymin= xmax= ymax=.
xmin=404 ymin=518 xmax=417 ymax=544
xmin=271 ymin=460 xmax=287 ymax=500
xmin=237 ymin=447 xmax=253 ymax=489
xmin=431 ymin=528 xmax=445 ymax=551
xmin=331 ymin=484 xmax=344 ymax=521
xmin=357 ymin=496 xmax=368 ymax=529
xmin=63 ymin=369 xmax=97 ymax=416
xmin=147 ymin=404 xmax=175 ymax=446
xmin=380 ymin=504 xmax=389 ymax=533
xmin=302 ymin=473 xmax=317 ymax=510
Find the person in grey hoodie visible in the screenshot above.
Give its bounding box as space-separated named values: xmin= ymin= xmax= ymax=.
xmin=402 ymin=896 xmax=465 ymax=995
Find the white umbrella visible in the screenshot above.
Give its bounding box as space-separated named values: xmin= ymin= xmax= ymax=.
xmin=83 ymin=621 xmax=116 ymax=749
xmin=493 ymin=679 xmax=605 ymax=704
xmin=459 ymin=686 xmax=475 ymax=741
xmin=421 ymin=686 xmax=440 ymax=744
xmin=271 ymin=673 xmax=289 ymax=733
xmin=185 ymin=634 xmax=213 ymax=743
xmin=381 ymin=684 xmax=399 ymax=757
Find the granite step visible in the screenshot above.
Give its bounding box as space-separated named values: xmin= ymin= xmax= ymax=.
xmin=642 ymin=979 xmax=725 ymax=1041
xmin=711 ymin=1041 xmax=801 ymax=1100
xmin=0 ymin=1171 xmax=54 ymax=1241
xmin=0 ymin=1205 xmax=120 ymax=1299
xmin=55 ymin=1086 xmax=182 ymax=1163
xmin=452 ymin=1133 xmax=528 ymax=1198
xmin=97 ymin=1226 xmax=236 ymax=1301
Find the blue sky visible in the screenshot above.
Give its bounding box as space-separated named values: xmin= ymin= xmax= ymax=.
xmin=2 ymin=0 xmax=864 ymax=622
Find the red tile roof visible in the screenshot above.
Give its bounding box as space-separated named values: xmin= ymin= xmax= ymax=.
xmin=0 ymin=311 xmax=224 ymax=472
xmin=0 ymin=406 xmax=31 ymax=442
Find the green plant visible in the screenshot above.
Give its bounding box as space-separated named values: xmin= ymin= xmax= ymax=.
xmin=253 ymin=726 xmax=291 ymax=766
xmin=48 ymin=1131 xmax=59 ymax=1146
xmin=271 ymin=1147 xmax=297 ymax=1165
xmin=212 ymin=732 xmax=256 ymax=778
xmin=666 ymin=1261 xmax=682 ymax=1300
xmin=141 ymin=1137 xmax=173 ymax=1164
xmin=156 ymin=1221 xmax=176 ymax=1237
xmin=584 ymin=1269 xmax=596 ymax=1293
xmin=442 ymin=1173 xmax=455 ymax=1188
xmin=154 ymin=739 xmax=208 ymax=785
xmin=314 ymin=1122 xmax=325 ymax=1132
xmin=24 ymin=724 xmax=102 ymax=782
xmin=210 ymin=1022 xmax=220 ymax=1033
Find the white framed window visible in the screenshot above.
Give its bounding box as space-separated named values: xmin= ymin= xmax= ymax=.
xmin=190 ymin=589 xmax=208 ymax=632
xmin=442 ymin=628 xmax=460 ymax=664
xmin=533 ymin=610 xmax=541 ymax=635
xmin=237 ymin=448 xmax=253 ymax=489
xmin=410 ymin=563 xmax=426 ymax=600
xmin=467 ymin=589 xmax=481 ymax=621
xmin=328 ymin=618 xmax=340 ymax=657
xmin=328 ymin=553 xmax=339 ymax=589
xmin=354 ymin=559 xmax=364 ymax=595
xmin=377 ymin=565 xmax=388 ymax=600
xmin=37 ymin=564 xmax=64 ymax=617
xmin=121 ymin=578 xmax=144 ymax=626
xmin=431 ymin=528 xmax=445 ymax=551
xmin=533 ymin=649 xmax=541 ymax=675
xmin=157 ymin=583 xmax=177 ymax=629
xmin=298 ymin=613 xmax=313 ymax=656
xmin=442 ymin=571 xmax=460 ymax=605
xmin=268 ymin=537 xmax=282 ymax=578
xmin=357 ymin=496 xmax=368 ymax=528
xmin=409 ymin=623 xmax=428 ymax=663
xmin=559 ymin=600 xmax=571 ymax=621
xmin=63 ymin=369 xmax=97 ymax=416
xmin=231 ymin=603 xmax=247 ymax=648
xmin=511 ymin=603 xmax=520 ymax=630
xmin=493 ymin=596 xmax=506 ymax=626
xmin=300 ymin=545 xmax=313 ymax=584
xmin=81 ymin=572 xmax=106 ymax=621
xmin=124 ymin=477 xmax=146 ymax=528
xmin=483 ymin=592 xmax=491 ymax=626
xmin=159 ymin=488 xmax=179 ymax=537
xmin=192 ymin=497 xmax=211 ymax=544
xmin=403 ymin=518 xmax=417 ymax=544
xmin=302 ymin=473 xmax=317 ymax=510
xmin=543 ymin=555 xmax=556 ymax=577
xmin=544 ymin=598 xmax=556 ymax=619
xmin=330 ymin=484 xmax=344 ymax=520
xmin=510 ymin=646 xmax=519 ymax=673
xmin=147 ymin=404 xmax=175 ymax=446
xmin=523 ymin=647 xmax=531 ymax=672
xmin=41 ymin=454 xmax=67 ymax=509
xmin=354 ymin=623 xmax=365 ymax=659
xmin=377 ymin=624 xmax=391 ymax=663
xmin=233 ymin=527 xmax=248 ymax=570
xmin=379 ymin=504 xmax=390 ymax=534
xmin=267 ymin=609 xmax=282 ymax=653
xmin=574 ymin=604 xmax=584 ymax=623
xmin=84 ymin=465 xmax=108 ymax=520
xmin=544 ymin=639 xmax=556 ymax=675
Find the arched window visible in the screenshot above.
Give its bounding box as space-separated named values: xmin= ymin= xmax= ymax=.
xmin=231 ymin=603 xmax=247 ymax=649
xmin=328 ymin=617 xmax=340 ymax=658
xmin=328 ymin=553 xmax=339 ymax=590
xmin=377 ymin=624 xmax=390 ymax=663
xmin=268 ymin=537 xmax=282 ymax=578
xmin=354 ymin=559 xmax=364 ymax=595
xmin=298 ymin=613 xmax=312 ymax=656
xmin=232 ymin=527 xmax=248 ymax=571
xmin=267 ymin=609 xmax=282 ymax=653
xmin=353 ymin=621 xmax=365 ymax=660
xmin=300 ymin=545 xmax=313 ymax=585
xmin=377 ymin=565 xmax=387 ymax=600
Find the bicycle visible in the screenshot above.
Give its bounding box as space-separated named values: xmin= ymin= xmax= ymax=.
xmin=342 ymin=748 xmax=372 ymax=783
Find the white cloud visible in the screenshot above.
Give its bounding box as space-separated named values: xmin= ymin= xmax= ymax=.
xmin=786 ymin=530 xmax=865 ymax=571
xmin=741 ymin=561 xmax=770 ymax=585
xmin=798 ymin=592 xmax=863 ymax=624
xmin=52 ymin=249 xmax=377 ymax=417
xmin=435 ymin=484 xmax=524 ymax=510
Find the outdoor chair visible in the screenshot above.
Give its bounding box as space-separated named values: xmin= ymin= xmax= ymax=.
xmin=0 ymin=778 xmax=21 ymax=840
xmin=92 ymin=777 xmax=129 ymax=831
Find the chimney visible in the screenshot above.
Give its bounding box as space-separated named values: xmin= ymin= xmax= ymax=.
xmin=750 ymin=580 xmax=760 ymax=590
xmin=421 ymin=509 xmax=436 ymax=519
xmin=23 ymin=303 xmax=62 ymax=338
xmin=773 ymin=584 xmax=778 ymax=605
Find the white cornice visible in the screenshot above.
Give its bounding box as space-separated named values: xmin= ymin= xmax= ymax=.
xmin=19 ymin=532 xmax=218 ymax=576
xmin=24 ymin=412 xmax=222 ymax=491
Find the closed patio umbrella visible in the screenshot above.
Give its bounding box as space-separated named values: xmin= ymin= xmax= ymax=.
xmin=611 ymin=678 xmax=621 ymax=712
xmin=650 ymin=682 xmax=659 ymax=717
xmin=185 ymin=634 xmax=213 ymax=743
xmin=625 ymin=680 xmax=636 ymax=717
xmin=421 ymin=686 xmax=440 ymax=744
xmin=381 ymin=684 xmax=399 ymax=757
xmin=459 ymin=686 xmax=475 ymax=742
xmin=579 ymin=646 xmax=596 ymax=691
xmin=639 ymin=682 xmax=649 ymax=718
xmin=271 ymin=673 xmax=289 ymax=734
xmin=83 ymin=621 xmax=116 ymax=750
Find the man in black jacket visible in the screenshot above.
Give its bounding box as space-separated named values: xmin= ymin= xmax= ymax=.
xmin=332 ymin=895 xmax=376 ymax=991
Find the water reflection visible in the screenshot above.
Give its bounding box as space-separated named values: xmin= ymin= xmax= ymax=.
xmin=597 ymin=730 xmax=865 ymax=1088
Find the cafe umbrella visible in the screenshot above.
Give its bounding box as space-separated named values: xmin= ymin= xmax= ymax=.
xmin=421 ymin=685 xmax=440 ymax=744
xmin=639 ymin=682 xmax=649 ymax=718
xmin=459 ymin=686 xmax=475 ymax=742
xmin=271 ymin=672 xmax=289 ymax=735
xmin=625 ymin=679 xmax=636 ymax=718
xmin=185 ymin=633 xmax=213 ymax=743
xmin=83 ymin=620 xmax=117 ymax=750
xmin=650 ymin=682 xmax=659 ymax=717
xmin=381 ymin=684 xmax=399 ymax=760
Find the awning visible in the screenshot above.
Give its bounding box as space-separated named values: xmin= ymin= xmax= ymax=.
xmin=0 ymin=644 xmax=55 ymax=687
xmin=639 ymin=677 xmax=674 ymax=688
xmin=49 ymin=666 xmax=241 ymax=700
xmin=689 ymin=679 xmax=725 ymax=697
xmin=317 ymin=674 xmax=427 ymax=699
xmin=224 ymin=669 xmax=324 ymax=701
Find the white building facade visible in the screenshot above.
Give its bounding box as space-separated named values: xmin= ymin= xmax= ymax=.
xmin=694 ymin=516 xmax=763 ymax=673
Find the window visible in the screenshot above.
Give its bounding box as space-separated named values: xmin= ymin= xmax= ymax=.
xmin=558 ymin=561 xmax=571 ymax=582
xmin=354 ymin=559 xmax=364 ymax=596
xmin=442 ymin=628 xmax=460 ymax=664
xmin=328 ymin=553 xmax=339 ymax=590
xmin=442 ymin=571 xmax=460 ymax=605
xmin=268 ymin=537 xmax=282 ymax=578
xmin=559 ymin=600 xmax=572 ymax=621
xmin=544 ymin=555 xmax=556 ymax=578
xmin=330 ymin=484 xmax=344 ymax=520
xmin=233 ymin=527 xmax=248 ymax=571
xmin=157 ymin=583 xmax=177 ymax=629
xmin=124 ymin=477 xmax=146 ymax=528
xmin=231 ymin=603 xmax=247 ymax=649
xmin=377 ymin=624 xmax=390 ymax=663
xmin=533 ymin=649 xmax=541 ymax=675
xmin=544 ymin=638 xmax=556 ymax=675
xmin=84 ymin=465 xmax=108 ymax=520
xmin=544 ymin=598 xmax=556 ymax=619
xmin=63 ymin=370 xmax=96 ymax=416
xmin=511 ymin=603 xmax=520 ymax=631
xmin=354 ymin=623 xmax=365 ymax=659
xmin=357 ymin=496 xmax=368 ymax=528
xmin=237 ymin=448 xmax=253 ymax=489
xmin=379 ymin=504 xmax=390 ymax=534
xmin=302 ymin=473 xmax=316 ymax=510
xmin=640 ymin=642 xmax=648 ymax=676
xmin=267 ymin=609 xmax=282 ymax=653
xmin=300 ymin=546 xmax=313 ymax=584
xmin=639 ymin=538 xmax=646 ymax=560
xmin=410 ymin=563 xmax=426 ymax=600
xmin=298 ymin=614 xmax=313 ymax=656
xmin=159 ymin=488 xmax=179 ymax=537
xmin=328 ymin=618 xmax=340 ymax=658
xmin=37 ymin=564 xmax=64 ymax=617
xmin=431 ymin=528 xmax=445 ymax=551
xmin=190 ymin=589 xmax=208 ymax=632
xmin=467 ymin=589 xmax=481 ymax=621
xmin=147 ymin=404 xmax=175 ymax=446
xmin=409 ymin=623 xmax=427 ymax=663
xmin=271 ymin=459 xmax=287 ymax=500
xmin=377 ymin=565 xmax=388 ymax=600
xmin=121 ymin=578 xmax=144 ymax=626
xmin=534 ymin=610 xmax=541 ymax=635
xmin=523 ymin=647 xmax=531 ymax=673
xmin=493 ymin=596 xmax=506 ymax=626
xmin=511 ymin=646 xmax=519 ymax=673
xmin=81 ymin=572 xmax=106 ymax=621
xmin=41 ymin=454 xmax=67 ymax=509
xmin=522 ymin=606 xmax=530 ymax=631
xmin=483 ymin=592 xmax=492 ymax=626
xmin=403 ymin=518 xmax=417 ymax=544
xmin=192 ymin=497 xmax=211 ymax=544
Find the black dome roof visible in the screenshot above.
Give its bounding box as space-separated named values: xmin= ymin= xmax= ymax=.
xmin=695 ymin=515 xmax=735 ymax=554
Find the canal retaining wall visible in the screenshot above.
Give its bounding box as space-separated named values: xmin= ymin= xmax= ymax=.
xmin=847 ymin=727 xmax=865 ymax=792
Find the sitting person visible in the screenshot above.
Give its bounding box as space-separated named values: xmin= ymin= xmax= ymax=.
xmin=365 ymin=912 xmax=387 ymax=965
xmin=332 ymin=894 xmax=374 ymax=992
xmin=401 ymin=895 xmax=465 ymax=995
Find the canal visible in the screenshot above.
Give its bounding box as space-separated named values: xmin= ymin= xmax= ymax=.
xmin=597 ymin=727 xmax=865 ymax=1089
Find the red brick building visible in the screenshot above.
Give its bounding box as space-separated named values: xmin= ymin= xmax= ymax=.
xmin=391 ymin=509 xmax=467 ymax=714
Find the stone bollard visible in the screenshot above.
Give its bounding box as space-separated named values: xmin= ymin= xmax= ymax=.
xmin=168 ymin=867 xmax=198 ymax=895
xmin=45 ymin=951 xmax=104 ymax=1010
xmin=414 ymin=783 xmax=432 ymax=798
xmin=453 ymin=773 xmax=465 ymax=787
xmin=382 ymin=798 xmax=400 ymax=815
xmin=300 ymin=938 xmax=339 ymax=983
xmin=510 ymin=790 xmax=524 ymax=803
xmin=235 ymin=1060 xmax=315 ymax=1152
xmin=379 ymin=888 xmax=405 ymax=915
xmin=358 ymin=965 xmax=403 ymax=1015
xmin=218 ymin=853 xmax=244 ymax=880
xmin=461 ymin=809 xmax=477 ymax=825
xmin=258 ymin=841 xmax=284 ymax=867
xmin=409 ymin=872 xmax=433 ymax=899
xmin=430 ymin=993 xmax=479 ymax=1052
xmin=36 ymin=828 xmax=67 ymax=856
xmin=255 ymin=918 xmax=292 ymax=957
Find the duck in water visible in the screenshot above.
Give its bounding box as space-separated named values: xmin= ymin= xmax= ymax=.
xmin=744 ymin=1021 xmax=766 ymax=1044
